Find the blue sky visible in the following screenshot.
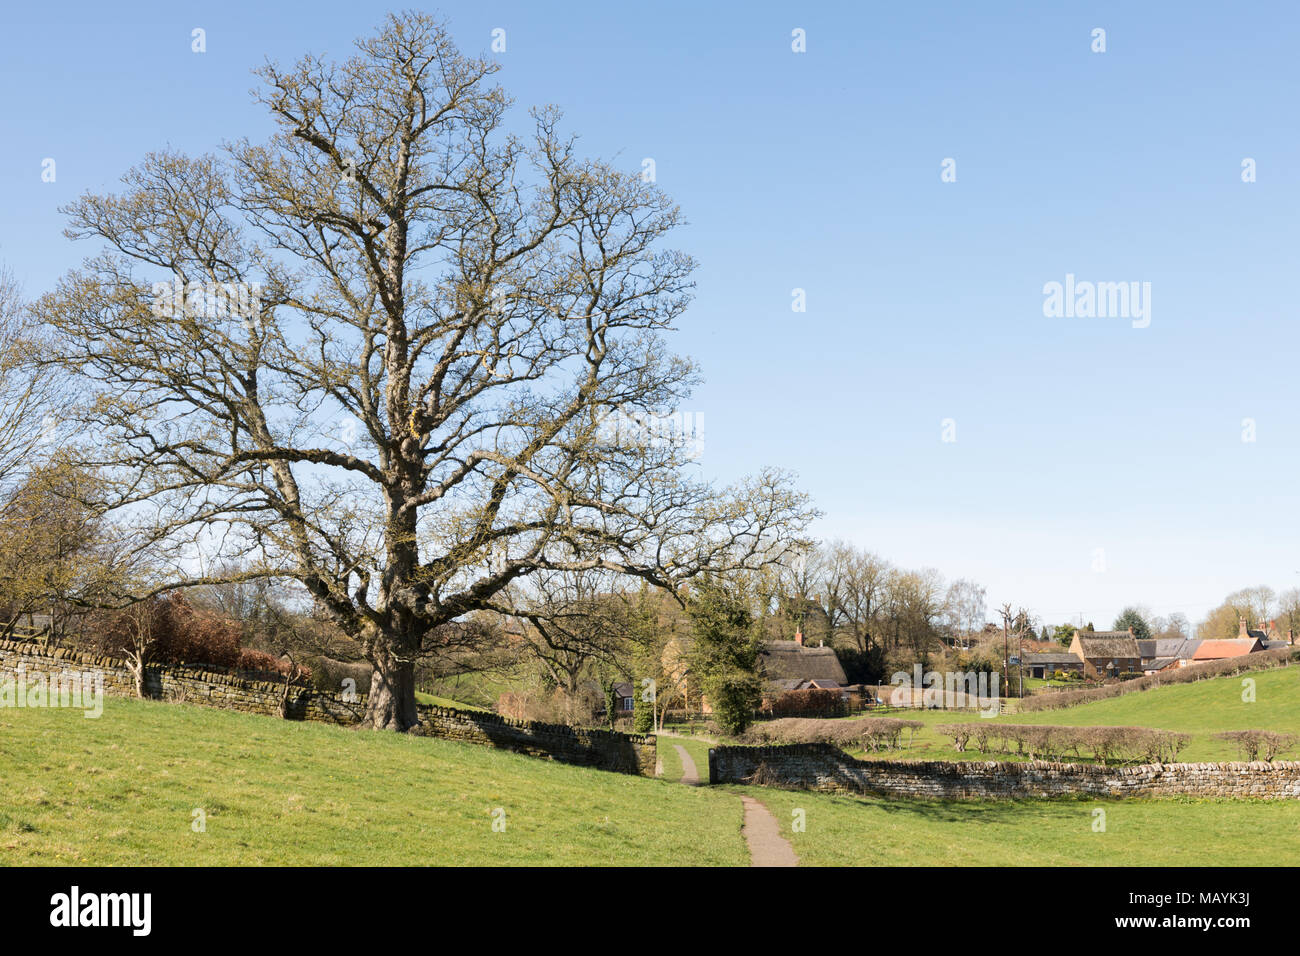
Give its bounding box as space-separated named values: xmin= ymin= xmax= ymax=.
xmin=2 ymin=1 xmax=1298 ymax=628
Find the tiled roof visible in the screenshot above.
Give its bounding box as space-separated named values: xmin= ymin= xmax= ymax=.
xmin=1192 ymin=639 xmax=1259 ymax=660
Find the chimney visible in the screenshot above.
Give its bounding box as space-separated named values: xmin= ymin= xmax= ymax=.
xmin=794 ymin=630 xmax=803 ymax=646
xmin=1238 ymin=617 xmax=1249 ymax=638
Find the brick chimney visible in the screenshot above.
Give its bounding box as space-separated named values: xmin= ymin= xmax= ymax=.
xmin=1238 ymin=617 xmax=1249 ymax=638
xmin=794 ymin=630 xmax=803 ymax=646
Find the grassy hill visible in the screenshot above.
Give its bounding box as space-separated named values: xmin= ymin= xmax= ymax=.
xmin=852 ymin=667 xmax=1300 ymax=763
xmin=0 ymin=697 xmax=746 ymax=866
xmin=4 ymin=682 xmax=1300 ymax=866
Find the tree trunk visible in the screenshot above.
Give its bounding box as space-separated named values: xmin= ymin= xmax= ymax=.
xmin=364 ymin=647 xmax=419 ymax=731
xmin=127 ymin=655 xmax=146 ymax=698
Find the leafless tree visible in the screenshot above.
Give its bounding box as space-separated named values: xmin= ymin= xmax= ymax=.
xmin=36 ymin=13 xmax=813 ymax=729
xmin=495 ymin=569 xmax=642 ymax=725
xmin=0 ymin=267 xmax=57 ymax=495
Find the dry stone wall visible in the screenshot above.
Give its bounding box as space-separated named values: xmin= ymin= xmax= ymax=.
xmin=0 ymin=637 xmax=655 ymax=775
xmin=709 ymin=743 xmax=1300 ymax=800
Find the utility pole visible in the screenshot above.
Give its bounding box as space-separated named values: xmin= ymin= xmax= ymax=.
xmin=1018 ymin=623 xmax=1024 ymax=698
xmin=999 ymin=603 xmax=1012 ymax=700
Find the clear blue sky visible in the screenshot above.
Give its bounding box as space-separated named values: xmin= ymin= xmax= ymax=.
xmin=3 ymin=1 xmax=1299 ymax=629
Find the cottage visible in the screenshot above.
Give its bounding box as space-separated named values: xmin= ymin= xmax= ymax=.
xmin=1136 ymin=637 xmax=1199 ymax=673
xmin=1022 ymin=652 xmax=1084 ymax=679
xmin=758 ymin=638 xmax=848 ymax=693
xmin=1068 ymin=630 xmax=1141 ymax=678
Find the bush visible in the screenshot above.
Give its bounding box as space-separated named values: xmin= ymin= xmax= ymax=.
xmin=936 ymin=723 xmax=973 ymax=752
xmin=705 ymin=673 xmax=762 ymax=736
xmin=84 ymin=593 xmax=242 ymax=669
xmin=309 ymin=656 xmax=372 ymax=695
xmin=1216 ymin=730 xmax=1299 ymax=762
xmin=236 ymin=647 xmax=310 ymax=681
xmin=632 ymin=691 xmax=654 ymax=734
xmin=760 ymin=688 xmax=845 ymax=718
xmin=742 ymin=716 xmax=921 ymax=751
xmin=934 ymin=723 xmax=1194 ymax=765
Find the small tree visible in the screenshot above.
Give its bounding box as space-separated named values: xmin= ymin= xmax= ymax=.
xmin=688 ymin=577 xmax=762 ymax=736
xmin=1113 ymin=607 xmax=1152 ymax=641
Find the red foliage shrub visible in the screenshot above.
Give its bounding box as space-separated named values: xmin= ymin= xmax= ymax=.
xmin=760 ymin=688 xmax=845 ymax=718
xmin=83 ymin=593 xmax=308 ymax=681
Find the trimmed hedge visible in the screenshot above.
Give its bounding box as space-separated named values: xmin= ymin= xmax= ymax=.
xmin=1019 ymin=647 xmax=1297 ymax=713
xmin=935 ymin=722 xmax=1192 ymax=765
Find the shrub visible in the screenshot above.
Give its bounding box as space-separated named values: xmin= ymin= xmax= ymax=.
xmin=1216 ymin=730 xmax=1300 ymax=762
xmin=936 ymin=723 xmax=973 ymax=752
xmin=309 ymin=656 xmax=372 ymax=695
xmin=761 ymin=688 xmax=845 ymax=718
xmin=936 ymin=723 xmax=1193 ymax=765
xmin=741 ymin=716 xmax=919 ymax=751
xmin=84 ymin=593 xmax=242 ymax=669
xmin=860 ymin=717 xmax=923 ymax=752
xmin=235 ymin=647 xmax=310 ymax=681
xmin=705 ymin=673 xmax=763 ymax=736
xmin=632 ymin=691 xmax=654 ymax=734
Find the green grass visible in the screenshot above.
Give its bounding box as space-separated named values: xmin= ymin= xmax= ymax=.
xmin=0 ymin=697 xmax=747 ymax=866
xmin=655 ymin=735 xmax=712 ymax=784
xmin=414 ymin=691 xmax=489 ymax=711
xmin=5 ymin=668 xmax=1299 ymax=867
xmin=841 ymin=667 xmax=1300 ymax=763
xmin=741 ymin=785 xmax=1300 ymax=866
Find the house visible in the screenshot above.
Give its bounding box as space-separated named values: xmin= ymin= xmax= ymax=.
xmin=1239 ymin=618 xmax=1292 ymax=649
xmin=1137 ymin=637 xmax=1198 ymax=673
xmin=758 ymin=638 xmax=848 ymax=693
xmin=1068 ymin=630 xmax=1141 ymax=678
xmin=1192 ymin=638 xmax=1262 ymax=662
xmin=610 ymin=681 xmax=636 ymax=715
xmin=1022 ymin=652 xmax=1085 ymax=679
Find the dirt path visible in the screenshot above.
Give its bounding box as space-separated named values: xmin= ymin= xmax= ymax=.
xmin=739 ymin=796 xmax=799 ymax=867
xmin=672 ymin=744 xmax=700 ymax=786
xmin=664 ymin=741 xmax=797 ymax=866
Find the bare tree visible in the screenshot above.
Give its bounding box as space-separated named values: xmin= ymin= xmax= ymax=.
xmin=821 ymin=541 xmax=891 ymax=653
xmin=0 ymin=267 xmax=57 ymax=495
xmin=498 ymin=569 xmax=641 ymax=725
xmin=37 ymin=13 xmax=813 ymax=729
xmin=122 ymin=601 xmax=156 ymax=698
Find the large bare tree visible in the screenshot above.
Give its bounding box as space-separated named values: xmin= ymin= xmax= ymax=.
xmin=36 ymin=13 xmax=813 ymax=729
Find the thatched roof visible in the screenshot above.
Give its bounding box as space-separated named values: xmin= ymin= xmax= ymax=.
xmin=759 ymin=641 xmax=847 ymax=686
xmin=1023 ymin=652 xmax=1083 ymax=666
xmin=1073 ymin=634 xmax=1140 ymax=659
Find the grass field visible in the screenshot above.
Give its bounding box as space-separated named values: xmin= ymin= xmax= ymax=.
xmin=846 ymin=666 xmax=1300 ymax=763
xmin=655 ymin=734 xmax=713 ymax=783
xmin=742 ymin=786 xmax=1300 ymax=866
xmin=3 ymin=668 xmax=1299 ymax=866
xmin=0 ymin=697 xmax=746 ymax=866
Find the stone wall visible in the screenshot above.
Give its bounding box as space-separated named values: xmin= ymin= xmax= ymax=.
xmin=414 ymin=705 xmax=656 ymax=776
xmin=708 ymin=743 xmax=1300 ymax=800
xmin=0 ymin=637 xmax=655 ymax=776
